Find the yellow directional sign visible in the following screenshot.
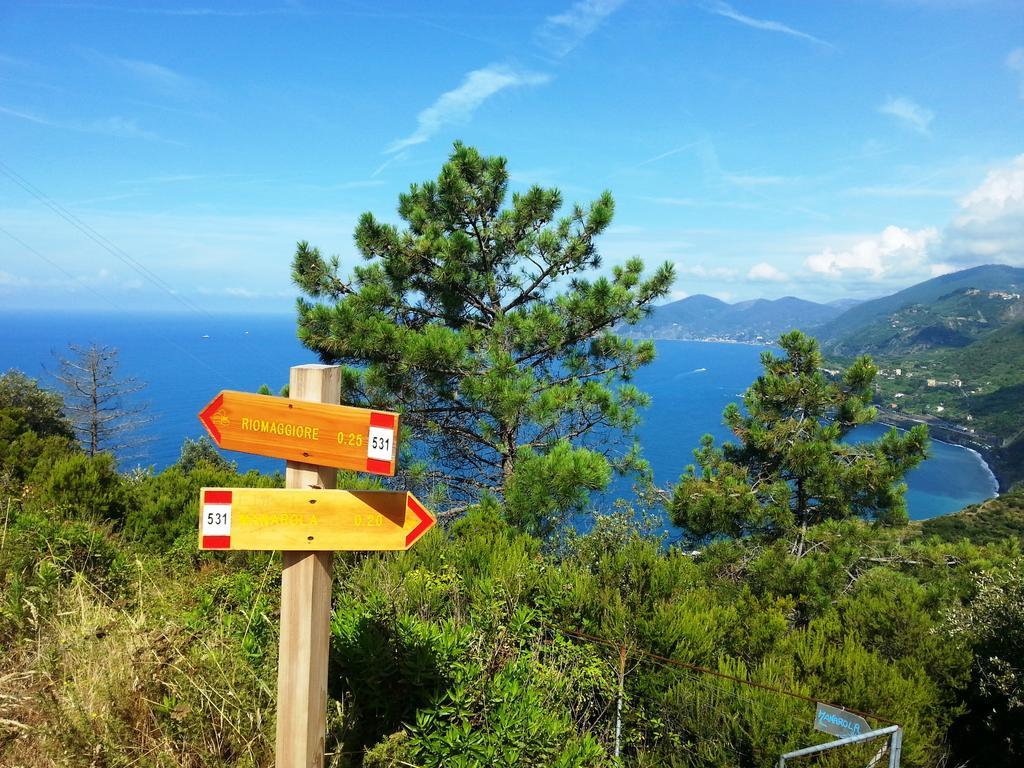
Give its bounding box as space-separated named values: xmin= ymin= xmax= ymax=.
xmin=199 ymin=488 xmax=435 ymax=551
xmin=198 ymin=390 xmax=400 ymax=475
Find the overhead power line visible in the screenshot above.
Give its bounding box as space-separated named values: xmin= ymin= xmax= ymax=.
xmin=0 ymin=159 xmax=296 ymax=381
xmin=0 ymin=224 xmax=227 ymax=379
xmin=0 ymin=158 xmax=214 ymax=319
xmin=553 ymin=624 xmax=899 ymax=728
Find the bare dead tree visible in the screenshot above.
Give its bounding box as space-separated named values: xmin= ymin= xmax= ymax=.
xmin=53 ymin=343 xmax=152 ymax=461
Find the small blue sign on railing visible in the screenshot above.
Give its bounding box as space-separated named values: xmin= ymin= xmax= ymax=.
xmin=814 ymin=703 xmax=871 ymax=740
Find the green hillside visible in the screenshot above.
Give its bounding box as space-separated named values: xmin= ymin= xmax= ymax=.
xmin=816 ymin=266 xmax=1024 ymax=489
xmin=870 ymin=318 xmax=1024 ymax=442
xmin=952 ymin=319 xmax=1024 ymax=434
xmin=826 ymin=286 xmax=1024 ymax=357
xmin=818 ymin=264 xmax=1024 ymax=352
xmin=921 ymin=485 xmax=1024 ymax=546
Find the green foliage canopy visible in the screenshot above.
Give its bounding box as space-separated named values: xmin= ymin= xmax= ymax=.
xmin=0 ymin=369 xmax=74 ymax=441
xmin=945 ymin=562 xmax=1024 ymax=761
xmin=0 ymin=369 xmax=77 ymax=488
xmin=292 ymin=143 xmax=674 ymax=514
xmin=1 ymin=369 xmax=1017 ymax=767
xmin=671 ymin=331 xmax=929 ymax=540
xmin=124 ymin=440 xmax=281 ymax=551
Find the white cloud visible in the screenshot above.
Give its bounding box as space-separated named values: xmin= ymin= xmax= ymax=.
xmin=747 ymin=262 xmax=788 ymax=281
xmin=879 ymin=96 xmax=934 ymax=135
xmin=706 ymin=2 xmax=834 ymax=48
xmin=536 ymin=0 xmax=626 ymax=57
xmin=805 ymin=225 xmax=939 ymax=279
xmin=0 ymin=104 xmax=169 ymax=142
xmin=955 ymin=155 xmax=1024 ymax=225
xmin=676 ymin=263 xmax=738 ymax=279
xmin=99 ymin=52 xmax=192 ymax=91
xmin=386 ymin=64 xmax=550 ymax=154
xmin=0 ymin=269 xmax=29 ymax=287
xmin=942 ymin=154 xmax=1024 ymax=263
xmin=803 ymin=155 xmax=1024 ymax=286
xmin=1008 ymin=48 xmax=1024 ymax=98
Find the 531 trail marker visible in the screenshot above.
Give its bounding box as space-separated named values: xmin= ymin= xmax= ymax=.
xmin=195 ymin=366 xmax=425 ymax=768
xmin=199 ymin=487 xmax=435 ymax=551
xmin=198 ymin=390 xmax=399 ymax=475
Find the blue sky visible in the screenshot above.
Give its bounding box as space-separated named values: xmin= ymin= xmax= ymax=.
xmin=1 ymin=0 xmax=1022 ymax=312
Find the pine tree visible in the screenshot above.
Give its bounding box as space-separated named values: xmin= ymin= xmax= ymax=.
xmin=670 ymin=331 xmax=928 ymax=541
xmin=292 ymin=142 xmax=674 ymax=522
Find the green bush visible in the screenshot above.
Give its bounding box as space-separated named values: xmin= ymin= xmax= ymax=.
xmin=0 ymin=410 xmax=77 ymax=489
xmin=124 ymin=461 xmax=281 ymax=550
xmin=0 ymin=369 xmax=75 ymax=440
xmin=921 ymin=486 xmax=1024 ymax=546
xmin=944 ymin=561 xmax=1024 ymax=766
xmin=30 ymin=451 xmax=132 ymax=524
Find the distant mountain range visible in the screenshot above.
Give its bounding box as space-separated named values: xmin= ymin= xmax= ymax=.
xmin=629 ymin=294 xmax=854 ymax=342
xmin=632 ymin=264 xmax=1024 ymax=350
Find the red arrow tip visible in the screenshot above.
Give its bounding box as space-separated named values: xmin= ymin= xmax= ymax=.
xmin=405 ymin=494 xmax=435 ymax=548
xmin=198 ymin=393 xmax=225 ymax=445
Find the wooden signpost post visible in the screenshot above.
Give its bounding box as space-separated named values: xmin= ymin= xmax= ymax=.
xmin=197 ymin=365 xmax=435 ymax=768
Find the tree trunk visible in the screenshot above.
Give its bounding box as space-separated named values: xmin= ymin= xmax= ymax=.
xmin=89 ymin=353 xmax=100 ymax=457
xmin=501 ymin=426 xmax=517 ymax=490
xmin=796 ymin=477 xmax=807 ymax=557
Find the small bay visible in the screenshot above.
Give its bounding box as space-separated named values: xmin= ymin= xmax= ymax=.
xmin=627 ymin=340 xmax=999 ymax=521
xmin=0 ymin=311 xmax=998 ymax=520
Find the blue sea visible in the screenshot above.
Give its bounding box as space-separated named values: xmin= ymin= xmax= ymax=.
xmin=0 ymin=310 xmax=999 ymax=522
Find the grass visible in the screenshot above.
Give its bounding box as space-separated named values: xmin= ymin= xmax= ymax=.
xmin=0 ymin=517 xmax=280 ymax=768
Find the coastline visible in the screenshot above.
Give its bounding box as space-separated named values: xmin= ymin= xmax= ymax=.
xmin=876 ymin=407 xmax=1005 ymax=494
xmin=624 ymin=334 xmax=776 ymax=347
xmin=959 ymin=444 xmax=1002 ymax=497
xmin=618 ymin=336 xmax=1004 ymax=504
